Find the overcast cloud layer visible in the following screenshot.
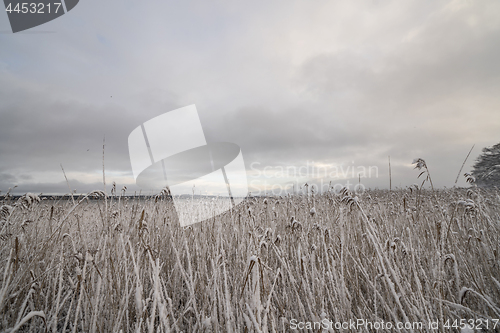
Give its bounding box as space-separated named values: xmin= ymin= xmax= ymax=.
xmin=1 ymin=0 xmax=499 ymax=195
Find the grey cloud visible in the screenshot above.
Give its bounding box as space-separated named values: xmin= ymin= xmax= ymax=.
xmin=0 ymin=173 xmax=17 ymax=183
xmin=1 ymin=0 xmax=499 ymax=194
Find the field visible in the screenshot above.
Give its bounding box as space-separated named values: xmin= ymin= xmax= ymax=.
xmin=1 ymin=186 xmax=500 ymax=332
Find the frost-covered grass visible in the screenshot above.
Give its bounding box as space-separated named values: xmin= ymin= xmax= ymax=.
xmin=0 ymin=186 xmax=499 ymax=332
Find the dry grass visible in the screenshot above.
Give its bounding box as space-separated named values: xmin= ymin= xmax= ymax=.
xmin=0 ymin=185 xmax=499 ymax=332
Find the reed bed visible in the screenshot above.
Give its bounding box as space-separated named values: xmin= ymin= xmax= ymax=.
xmin=0 ymin=185 xmax=499 ymax=332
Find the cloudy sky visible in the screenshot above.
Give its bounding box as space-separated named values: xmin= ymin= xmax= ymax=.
xmin=1 ymin=0 xmax=499 ymax=195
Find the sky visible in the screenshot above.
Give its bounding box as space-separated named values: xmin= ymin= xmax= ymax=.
xmin=0 ymin=0 xmax=499 ymax=196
